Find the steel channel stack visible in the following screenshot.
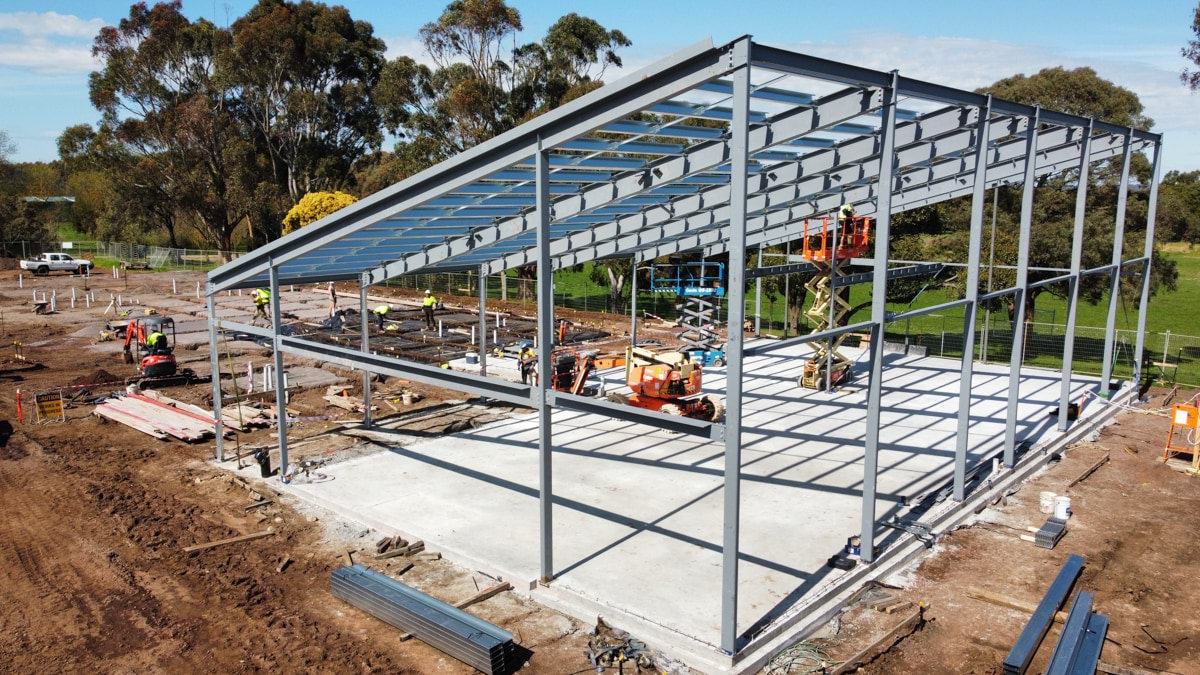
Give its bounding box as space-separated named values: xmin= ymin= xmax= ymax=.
xmin=1045 ymin=591 xmax=1109 ymax=675
xmin=1003 ymin=553 xmax=1085 ymax=675
xmin=331 ymin=564 xmax=514 ymax=674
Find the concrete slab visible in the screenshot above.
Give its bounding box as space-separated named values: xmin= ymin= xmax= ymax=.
xmin=258 ymin=343 xmax=1097 ymax=670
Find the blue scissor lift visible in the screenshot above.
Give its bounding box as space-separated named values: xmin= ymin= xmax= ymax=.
xmin=649 ymin=261 xmax=727 ymax=367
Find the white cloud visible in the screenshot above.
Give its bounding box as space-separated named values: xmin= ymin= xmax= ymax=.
xmin=0 ymin=11 xmax=103 ymax=75
xmin=0 ymin=11 xmax=104 ymax=39
xmin=0 ymin=41 xmax=98 ymax=75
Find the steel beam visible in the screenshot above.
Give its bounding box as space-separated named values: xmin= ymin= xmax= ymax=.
xmin=1003 ymin=553 xmax=1086 ymax=675
xmin=953 ymin=95 xmax=992 ymax=503
xmin=548 ymin=391 xmax=723 ymax=440
xmin=269 ymin=262 xmax=289 ymax=478
xmin=749 ymin=41 xmax=1158 ymax=143
xmin=560 ymin=104 xmax=1000 ymax=271
xmin=720 ymin=37 xmax=751 ymax=655
xmin=479 ymin=86 xmax=886 ymax=276
xmin=860 ymin=71 xmax=900 ymax=565
xmin=535 ymin=143 xmax=555 ymax=583
xmin=655 ymin=124 xmax=1112 ymax=263
xmin=1098 ymin=129 xmax=1133 ymax=395
xmin=213 ymin=319 xmax=273 ymax=340
xmin=744 ymin=320 xmax=875 ymax=358
xmin=1133 ymin=142 xmax=1162 ymax=380
xmin=746 ymin=261 xmax=819 ymax=279
xmin=207 ymin=288 xmax=225 ymax=462
xmin=1058 ymin=120 xmax=1095 ymax=430
xmin=210 ymin=38 xmax=732 ymax=292
xmin=1003 ymin=108 xmax=1040 ymax=468
xmin=360 ymin=275 xmax=372 ymax=430
xmin=278 ymin=336 xmax=533 ymax=406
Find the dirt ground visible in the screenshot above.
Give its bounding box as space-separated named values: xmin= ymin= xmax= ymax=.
xmin=11 ymin=267 xmax=1198 ymax=675
xmin=796 ymin=388 xmax=1200 ymax=675
xmin=0 ymin=269 xmax=631 ymax=674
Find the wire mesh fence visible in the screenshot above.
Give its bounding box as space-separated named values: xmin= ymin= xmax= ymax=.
xmin=0 ymin=240 xmax=243 ymax=272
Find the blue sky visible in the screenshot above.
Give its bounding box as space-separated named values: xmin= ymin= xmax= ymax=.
xmin=1 ymin=0 xmax=1197 ymax=171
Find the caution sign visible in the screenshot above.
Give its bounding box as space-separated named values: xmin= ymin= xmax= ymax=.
xmin=35 ymin=391 xmax=65 ymax=423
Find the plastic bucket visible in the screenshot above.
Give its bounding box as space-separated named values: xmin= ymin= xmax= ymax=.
xmin=1039 ymin=491 xmax=1057 ymax=514
xmin=465 ymin=352 xmax=478 ymax=365
xmin=401 ymin=392 xmax=413 ymax=406
xmin=1054 ymin=496 xmax=1072 ymax=520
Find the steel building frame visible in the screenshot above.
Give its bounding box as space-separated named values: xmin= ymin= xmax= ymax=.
xmin=207 ymin=37 xmax=1162 ymax=656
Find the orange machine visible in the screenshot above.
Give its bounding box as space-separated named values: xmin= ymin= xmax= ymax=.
xmin=605 ymin=346 xmax=724 ymax=421
xmin=121 ymin=315 xmax=178 ymax=378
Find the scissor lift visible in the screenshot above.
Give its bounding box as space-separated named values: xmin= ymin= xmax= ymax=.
xmin=650 ymin=262 xmax=726 ymax=351
xmin=799 ymin=216 xmax=871 ymax=390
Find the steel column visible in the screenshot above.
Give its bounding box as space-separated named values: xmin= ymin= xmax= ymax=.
xmin=535 ymin=141 xmax=554 ymax=583
xmin=1002 ymin=108 xmax=1040 ymax=467
xmin=952 ymin=95 xmax=993 ymax=502
xmin=630 ymin=261 xmax=638 ymax=346
xmin=783 ymin=241 xmax=791 ymax=337
xmin=1058 ymin=120 xmax=1095 ymax=430
xmin=478 ymin=265 xmax=488 ymax=377
xmin=859 ymin=71 xmax=899 ymax=564
xmin=1099 ymin=129 xmax=1134 ymax=396
xmin=720 ymin=37 xmax=751 ymax=655
xmin=207 ymin=288 xmax=225 ymax=462
xmin=754 ymin=243 xmax=763 ymax=335
xmin=268 ymin=262 xmax=289 ymax=477
xmin=1132 ymin=142 xmax=1162 ymax=379
xmin=360 ymin=276 xmax=372 ymax=429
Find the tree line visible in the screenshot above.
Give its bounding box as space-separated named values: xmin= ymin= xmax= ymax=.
xmin=0 ymin=0 xmax=1195 ymax=327
xmin=0 ymin=0 xmax=629 ymax=257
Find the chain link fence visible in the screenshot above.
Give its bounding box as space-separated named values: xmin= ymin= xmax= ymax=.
xmin=0 ymin=240 xmax=243 ymax=272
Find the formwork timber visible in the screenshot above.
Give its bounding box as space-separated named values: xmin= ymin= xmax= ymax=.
xmin=231 ymin=342 xmax=1112 ymax=672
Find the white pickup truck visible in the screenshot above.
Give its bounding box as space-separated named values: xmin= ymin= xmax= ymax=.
xmin=20 ymin=252 xmax=94 ymax=275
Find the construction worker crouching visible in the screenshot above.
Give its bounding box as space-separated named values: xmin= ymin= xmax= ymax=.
xmin=422 ymin=289 xmax=438 ymax=329
xmin=252 ymin=288 xmax=270 ymax=321
xmin=373 ymin=304 xmax=391 ymax=330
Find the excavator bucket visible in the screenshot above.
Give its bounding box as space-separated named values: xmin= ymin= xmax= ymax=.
xmin=122 ymin=348 xmax=135 ymax=364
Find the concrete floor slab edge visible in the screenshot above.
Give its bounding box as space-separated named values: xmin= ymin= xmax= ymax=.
xmin=729 ymin=384 xmax=1133 ymax=675
xmin=208 ymin=381 xmax=1131 ymax=675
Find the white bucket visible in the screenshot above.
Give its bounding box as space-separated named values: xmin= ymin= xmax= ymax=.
xmin=1039 ymin=491 xmax=1057 ymax=514
xmin=1054 ymin=496 xmax=1072 ymax=520
xmin=401 ymin=392 xmax=413 ymax=406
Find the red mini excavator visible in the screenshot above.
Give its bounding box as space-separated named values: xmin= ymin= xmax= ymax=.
xmin=121 ymin=315 xmax=179 ymax=378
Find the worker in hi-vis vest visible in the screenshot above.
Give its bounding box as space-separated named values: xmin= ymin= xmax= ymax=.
xmin=252 ymin=288 xmax=270 ymax=321
xmin=373 ymin=303 xmax=391 ymax=330
xmin=422 ymin=289 xmax=438 ymax=329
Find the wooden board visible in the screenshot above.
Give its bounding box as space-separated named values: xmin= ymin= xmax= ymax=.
xmin=183 ymin=530 xmax=274 ymax=553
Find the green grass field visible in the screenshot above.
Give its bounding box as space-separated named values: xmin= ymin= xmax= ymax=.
xmin=548 ymin=249 xmax=1200 ymax=384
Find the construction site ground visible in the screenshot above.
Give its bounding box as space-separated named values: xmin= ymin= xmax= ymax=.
xmin=0 ymin=269 xmax=655 ymax=674
xmin=795 ymin=387 xmax=1200 ymax=675
xmin=3 ymin=267 xmax=1199 ymax=675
